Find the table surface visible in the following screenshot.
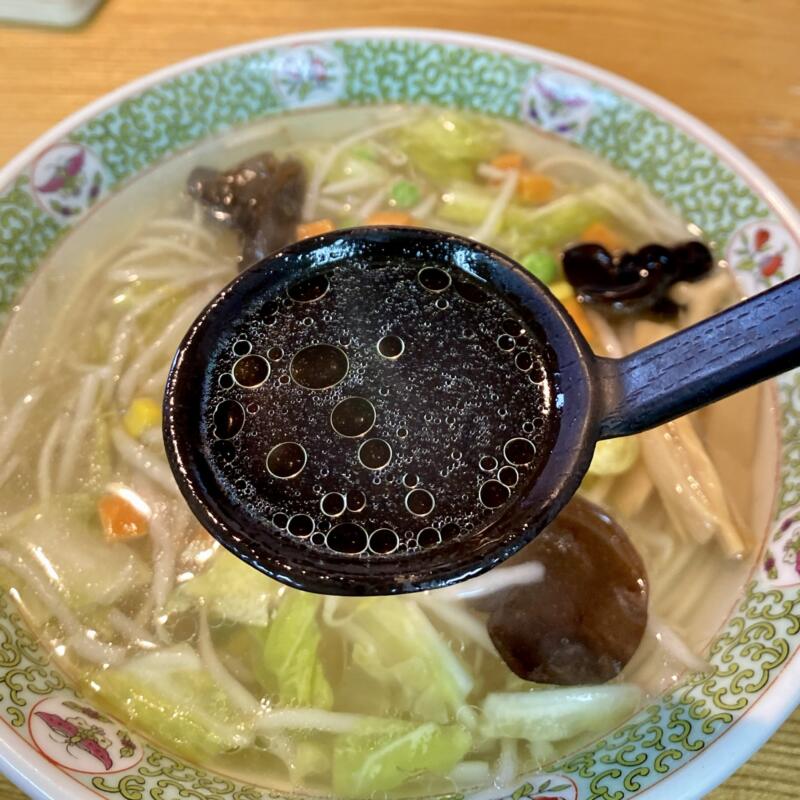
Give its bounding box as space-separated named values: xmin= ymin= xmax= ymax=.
xmin=0 ymin=0 xmax=799 ymax=797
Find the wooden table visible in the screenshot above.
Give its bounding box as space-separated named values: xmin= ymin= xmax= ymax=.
xmin=0 ymin=1 xmax=798 ymax=797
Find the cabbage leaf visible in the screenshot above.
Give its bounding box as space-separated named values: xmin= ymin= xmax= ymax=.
xmin=333 ymin=719 xmax=471 ymax=796
xmin=170 ymin=548 xmax=279 ymax=626
xmin=258 ymin=592 xmax=333 ymax=709
xmin=92 ymin=645 xmax=255 ymax=758
xmin=394 ymin=112 xmax=502 ymax=183
xmin=481 ymin=685 xmax=642 ymax=743
xmin=344 ymin=599 xmax=473 ymax=723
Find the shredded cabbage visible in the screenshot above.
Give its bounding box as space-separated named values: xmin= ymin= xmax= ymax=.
xmin=394 ymin=112 xmax=502 ymax=183
xmin=258 ymin=592 xmax=333 ymax=709
xmin=327 ymin=151 xmax=389 ymax=188
xmin=482 ymin=684 xmax=642 ymax=743
xmin=344 ymin=599 xmax=473 ymax=723
xmin=504 ymin=186 xmax=609 ymax=247
xmin=92 ymin=645 xmax=256 ymax=758
xmin=170 ymin=548 xmax=279 ymax=626
xmin=333 ymin=719 xmax=471 ymax=796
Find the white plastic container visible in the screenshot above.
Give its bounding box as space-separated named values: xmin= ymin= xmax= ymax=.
xmin=0 ymin=0 xmax=104 ymax=27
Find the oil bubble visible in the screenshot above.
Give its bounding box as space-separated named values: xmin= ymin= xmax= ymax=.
xmin=402 ymin=473 xmax=419 ymax=488
xmin=441 ymin=522 xmax=460 ymax=540
xmin=321 ymin=492 xmax=346 ymax=517
xmin=502 ymin=318 xmax=524 ymax=337
xmin=498 ymin=465 xmax=519 ymax=487
xmin=266 ymin=442 xmax=307 ymax=479
xmin=290 ymin=344 xmax=349 ymax=390
xmin=405 ymin=488 xmax=435 ymax=517
xmin=213 ymin=399 xmax=245 ymax=439
xmin=358 ymin=439 xmax=392 ymax=470
xmin=503 ymin=437 xmax=536 ymax=466
xmin=417 ymin=266 xmax=451 ymax=292
xmin=479 ymin=456 xmax=498 ymax=472
xmin=259 ymin=300 xmax=279 ymax=317
xmin=331 ymin=397 xmax=376 ymax=437
xmin=515 ymin=351 xmax=533 ymax=372
xmin=287 ymin=514 xmax=315 ymax=538
xmin=377 ymin=335 xmax=405 ymax=360
xmin=233 ymin=339 xmax=252 ymax=356
xmin=479 ymin=480 xmax=510 ymax=508
xmin=497 ymin=335 xmax=515 ymax=352
xmin=288 ymin=273 xmax=329 ymax=303
xmin=327 ymin=523 xmax=368 ymax=554
xmin=233 ymin=355 xmax=270 ymax=388
xmin=272 ymin=512 xmax=289 ymax=529
xmin=346 ymin=489 xmax=367 ymax=512
xmin=417 ymin=527 xmax=441 ymax=548
xmin=369 ymin=528 xmax=399 ymax=554
xmin=454 ymin=280 xmax=488 ymax=304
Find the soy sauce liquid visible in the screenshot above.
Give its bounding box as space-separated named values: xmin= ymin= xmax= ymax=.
xmin=202 ymin=259 xmax=560 ymax=558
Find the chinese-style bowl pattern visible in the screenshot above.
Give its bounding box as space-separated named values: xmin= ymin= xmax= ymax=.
xmin=1 ymin=28 xmax=799 ymax=800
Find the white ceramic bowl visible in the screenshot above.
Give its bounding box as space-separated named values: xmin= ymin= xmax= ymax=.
xmin=0 ymin=28 xmax=799 ymax=800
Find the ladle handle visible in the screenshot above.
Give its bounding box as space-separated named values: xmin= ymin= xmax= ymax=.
xmin=597 ymin=274 xmax=800 ymax=438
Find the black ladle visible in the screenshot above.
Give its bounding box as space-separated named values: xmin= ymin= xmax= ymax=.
xmin=163 ymin=227 xmax=800 ymax=595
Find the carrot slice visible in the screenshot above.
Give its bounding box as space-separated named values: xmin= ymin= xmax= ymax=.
xmin=296 ymin=219 xmax=335 ymax=240
xmin=490 ymin=151 xmax=525 ymax=171
xmin=98 ymin=487 xmax=150 ymax=541
xmin=579 ymin=222 xmax=626 ymax=252
xmin=365 ymin=211 xmax=416 ymax=226
xmin=516 ymin=172 xmax=555 ymax=205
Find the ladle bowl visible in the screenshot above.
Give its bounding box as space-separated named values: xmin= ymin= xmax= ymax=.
xmin=163 ymin=226 xmax=800 ymax=595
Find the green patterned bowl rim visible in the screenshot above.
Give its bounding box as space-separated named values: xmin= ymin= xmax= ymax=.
xmin=0 ymin=27 xmax=799 ymax=800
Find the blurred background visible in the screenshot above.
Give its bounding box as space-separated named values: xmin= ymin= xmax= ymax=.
xmin=0 ymin=0 xmax=799 ymax=207
xmin=0 ymin=2 xmax=798 ymax=798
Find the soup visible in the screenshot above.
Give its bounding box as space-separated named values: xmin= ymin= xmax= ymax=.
xmin=0 ymin=105 xmax=777 ymax=797
xmin=190 ymin=251 xmax=561 ymax=577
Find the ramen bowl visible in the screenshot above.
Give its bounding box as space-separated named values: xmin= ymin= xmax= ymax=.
xmin=0 ymin=28 xmax=799 ymax=800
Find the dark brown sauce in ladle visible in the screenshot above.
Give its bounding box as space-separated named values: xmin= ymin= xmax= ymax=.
xmin=199 ymin=248 xmax=559 ymax=564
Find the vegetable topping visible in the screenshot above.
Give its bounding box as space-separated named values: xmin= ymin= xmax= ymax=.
xmin=484 ymin=496 xmax=648 ymax=685
xmin=563 ymin=240 xmax=713 ymax=316
xmin=187 ymin=153 xmax=307 ymax=267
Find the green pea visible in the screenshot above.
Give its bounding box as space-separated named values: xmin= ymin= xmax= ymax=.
xmin=520 ymin=250 xmax=558 ymax=284
xmin=390 ymin=180 xmax=421 ymax=209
